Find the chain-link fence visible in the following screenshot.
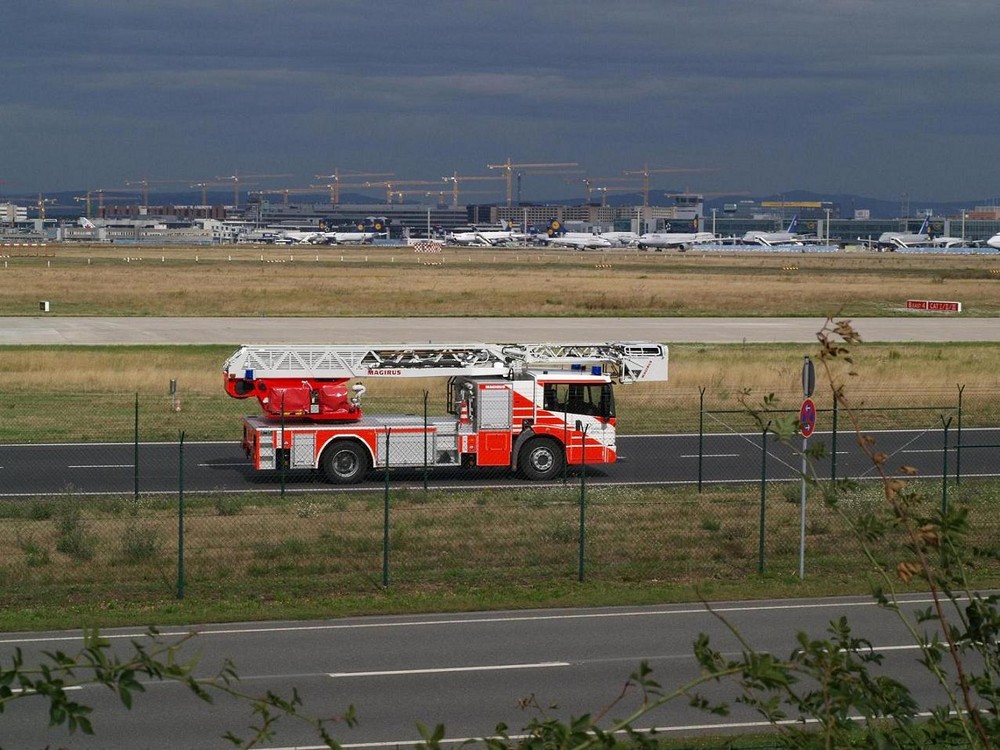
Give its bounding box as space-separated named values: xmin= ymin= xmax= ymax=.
xmin=1 ymin=385 xmax=998 ymax=608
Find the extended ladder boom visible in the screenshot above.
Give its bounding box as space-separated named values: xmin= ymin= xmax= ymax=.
xmin=225 ymin=342 xmax=666 ymax=386
xmin=223 ymin=342 xmax=666 ymax=420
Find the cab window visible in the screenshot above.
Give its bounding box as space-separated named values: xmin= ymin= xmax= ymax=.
xmin=543 ymin=383 xmax=614 ymax=418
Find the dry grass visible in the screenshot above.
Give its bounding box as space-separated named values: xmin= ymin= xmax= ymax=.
xmin=3 ymin=342 xmax=999 ymax=397
xmin=3 ymin=244 xmax=1000 ymax=317
xmin=2 ymin=482 xmax=997 ymax=611
xmin=1 ymin=341 xmax=998 ymax=441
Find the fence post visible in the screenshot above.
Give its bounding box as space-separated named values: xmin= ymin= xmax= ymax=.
xmin=134 ymin=393 xmax=140 ymax=503
xmin=758 ymin=422 xmax=769 ymax=575
xmin=423 ymin=390 xmax=429 ymax=491
xmin=279 ymin=393 xmax=286 ymax=498
xmin=382 ymin=428 xmax=391 ymax=588
xmin=578 ymin=424 xmax=588 ymax=582
xmin=698 ymin=386 xmax=706 ymax=493
xmin=941 ymin=417 xmax=951 ymax=515
xmin=830 ymin=394 xmax=838 ymax=483
xmin=177 ymin=431 xmax=185 ymax=600
xmin=562 ymin=410 xmax=569 ymax=485
xmin=955 ymin=384 xmax=964 ymax=485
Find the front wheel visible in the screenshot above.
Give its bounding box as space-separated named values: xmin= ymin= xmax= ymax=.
xmin=320 ymin=440 xmax=370 ymax=484
xmin=519 ymin=438 xmax=564 ymax=481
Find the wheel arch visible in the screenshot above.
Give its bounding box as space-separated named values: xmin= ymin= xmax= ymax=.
xmin=511 ymin=429 xmax=563 ymax=471
xmin=317 ymin=434 xmax=375 ymax=469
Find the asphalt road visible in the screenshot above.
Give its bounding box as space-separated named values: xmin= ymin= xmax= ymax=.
xmin=0 ymin=596 xmax=965 ymax=749
xmin=2 ymin=315 xmax=1000 ymax=345
xmin=3 ymin=427 xmax=996 ymax=496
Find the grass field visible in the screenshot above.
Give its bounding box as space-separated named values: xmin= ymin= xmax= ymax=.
xmin=3 ymin=243 xmax=1000 ymax=316
xmin=1 ymin=341 xmax=998 ymax=442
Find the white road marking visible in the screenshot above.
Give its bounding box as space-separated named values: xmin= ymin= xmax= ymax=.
xmin=679 ymin=453 xmax=739 ymax=459
xmin=330 ymin=661 xmax=569 ymax=678
xmin=259 ymin=712 xmax=939 ymax=749
xmin=67 ymin=464 xmax=134 ymax=469
xmin=0 ymin=596 xmax=956 ymax=645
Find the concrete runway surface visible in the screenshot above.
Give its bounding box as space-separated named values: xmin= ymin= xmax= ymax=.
xmin=1 ymin=315 xmax=997 ymax=345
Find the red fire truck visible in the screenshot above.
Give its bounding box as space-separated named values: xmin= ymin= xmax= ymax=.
xmin=223 ymin=342 xmax=667 ymax=483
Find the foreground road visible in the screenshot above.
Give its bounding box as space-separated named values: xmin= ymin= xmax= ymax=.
xmin=0 ymin=596 xmax=963 ymax=749
xmin=2 ymin=315 xmax=999 ymax=344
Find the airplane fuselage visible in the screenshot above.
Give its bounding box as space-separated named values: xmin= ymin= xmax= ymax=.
xmin=544 ymin=232 xmax=614 ymax=249
xmin=637 ymin=232 xmax=716 ymax=249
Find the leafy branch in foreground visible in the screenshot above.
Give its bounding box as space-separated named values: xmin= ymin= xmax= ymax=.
xmin=0 ymin=626 xmax=353 ymax=749
xmin=725 ymin=316 xmax=999 ymax=748
xmin=412 ymin=317 xmax=999 ymax=750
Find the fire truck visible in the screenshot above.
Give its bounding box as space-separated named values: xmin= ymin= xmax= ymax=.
xmin=223 ymin=342 xmax=668 ymax=483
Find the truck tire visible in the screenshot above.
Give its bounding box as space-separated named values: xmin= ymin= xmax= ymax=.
xmin=519 ymin=437 xmax=564 ymax=481
xmin=320 ymin=441 xmax=370 ymax=484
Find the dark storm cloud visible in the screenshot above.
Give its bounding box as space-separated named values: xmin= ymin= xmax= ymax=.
xmin=3 ymin=0 xmax=999 ymax=201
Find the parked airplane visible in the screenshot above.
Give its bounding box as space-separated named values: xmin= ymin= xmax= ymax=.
xmin=637 ymin=227 xmax=717 ymax=250
xmin=598 ymin=231 xmax=640 ymax=246
xmin=540 ymin=220 xmax=613 ymax=250
xmin=274 ymin=229 xmax=325 ymax=244
xmin=987 ymin=233 xmax=1000 ymax=250
xmin=742 ymin=215 xmax=803 ymax=246
xmin=322 ymin=217 xmax=387 ymax=244
xmin=874 ymin=216 xmax=967 ymax=249
xmin=447 ymin=221 xmax=518 ymax=246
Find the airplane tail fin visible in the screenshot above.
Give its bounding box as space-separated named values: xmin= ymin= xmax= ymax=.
xmin=918 ymin=215 xmax=930 ymax=235
xmin=785 ymin=214 xmax=799 ymax=233
xmin=364 ymin=216 xmax=388 ymax=234
xmin=546 ymin=219 xmax=565 ymax=237
xmin=79 ymin=217 xmax=97 ymax=229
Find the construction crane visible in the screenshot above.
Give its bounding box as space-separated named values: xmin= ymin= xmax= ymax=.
xmin=75 ymin=189 xmax=139 ymax=216
xmin=623 ymin=164 xmax=719 ymax=207
xmin=392 ymin=188 xmax=498 ymax=206
xmin=314 ymin=170 xmax=394 ymax=204
xmin=215 ymin=172 xmax=293 ymax=208
xmin=191 ymin=181 xmax=238 ymax=205
xmin=441 ymin=172 xmax=505 ymax=207
xmin=363 ymin=180 xmax=443 ymax=204
xmin=73 ymin=191 xmax=94 ymax=219
xmin=35 ymin=194 xmax=56 ymax=220
xmin=486 ymin=158 xmax=579 ymax=207
xmin=593 ymin=184 xmax=647 ymax=207
xmin=125 ymin=178 xmax=195 ymax=208
xmin=250 ymin=187 xmax=327 ymax=204
xmin=570 ymin=177 xmax=643 ymax=204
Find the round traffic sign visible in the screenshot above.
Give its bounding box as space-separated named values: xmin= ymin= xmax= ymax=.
xmin=800 ymin=398 xmax=817 ymax=437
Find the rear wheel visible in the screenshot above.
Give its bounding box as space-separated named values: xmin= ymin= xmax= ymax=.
xmin=519 ymin=437 xmax=564 ymax=481
xmin=320 ymin=441 xmax=370 ymax=484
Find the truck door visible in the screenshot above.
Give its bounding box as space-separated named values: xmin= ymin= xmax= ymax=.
xmin=475 ymin=382 xmax=512 ymax=466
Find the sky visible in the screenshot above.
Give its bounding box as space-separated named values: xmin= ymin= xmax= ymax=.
xmin=4 ymin=0 xmax=1000 ymax=204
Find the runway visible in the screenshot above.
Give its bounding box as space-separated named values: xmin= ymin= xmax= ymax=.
xmin=2 ymin=315 xmax=997 ymax=345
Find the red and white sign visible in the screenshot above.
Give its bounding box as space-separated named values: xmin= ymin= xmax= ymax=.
xmin=906 ymin=299 xmax=962 ymax=312
xmin=799 ymin=398 xmax=816 ymax=438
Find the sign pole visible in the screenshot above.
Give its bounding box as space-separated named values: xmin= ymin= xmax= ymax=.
xmin=799 ymin=356 xmax=816 ymax=580
xmin=799 ymin=432 xmax=807 ymax=579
